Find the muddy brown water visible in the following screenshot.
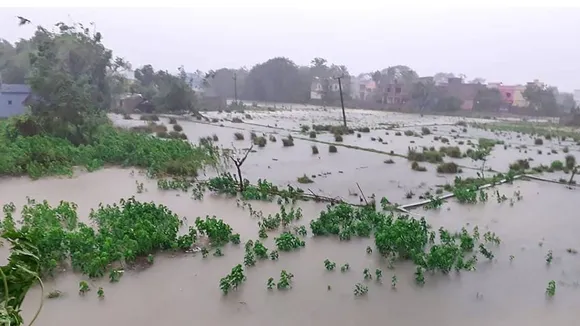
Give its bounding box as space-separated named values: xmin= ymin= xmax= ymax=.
xmin=1 ymin=110 xmax=579 ymax=325
xmin=0 ymin=170 xmax=578 ymax=326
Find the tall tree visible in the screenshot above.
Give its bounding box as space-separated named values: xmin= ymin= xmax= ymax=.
xmin=523 ymin=83 xmax=559 ymax=115
xmin=242 ymin=57 xmax=306 ymax=103
xmin=473 ymin=88 xmax=503 ymax=111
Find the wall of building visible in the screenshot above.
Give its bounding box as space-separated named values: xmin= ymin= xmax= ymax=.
xmin=0 ymin=92 xmax=29 ymax=117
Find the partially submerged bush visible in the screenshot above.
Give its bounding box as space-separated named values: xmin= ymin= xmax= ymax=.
xmin=212 ymin=134 xmax=219 ymax=141
xmin=358 ymin=127 xmax=370 ymax=133
xmin=297 ymin=174 xmax=314 ymax=184
xmin=232 ymin=117 xmax=243 ymax=123
xmin=411 ymin=161 xmax=427 ymax=172
xmin=407 ymin=148 xmax=443 ymax=163
xmin=404 ymin=130 xmax=414 ymax=136
xmin=455 ymin=121 xmax=467 ymax=127
xmin=534 ymin=138 xmax=543 ymax=145
xmin=508 ymin=159 xmax=530 ymax=171
xmin=550 ymin=160 xmax=564 ymax=171
xmin=269 ymin=135 xmax=277 ymax=142
xmin=282 ymin=137 xmax=294 ymax=147
xmin=439 ymin=146 xmax=462 ymax=158
xmin=334 ymin=134 xmax=343 ymax=142
xmin=122 ymin=113 xmax=132 ymax=120
xmin=565 ymin=154 xmax=576 ymax=169
xmin=311 ymin=145 xmax=319 ymax=154
xmin=169 ymin=117 xmax=177 ymax=124
xmin=421 ymin=127 xmax=431 ymax=135
xmin=384 ymin=159 xmax=395 ymax=164
xmin=234 ymin=132 xmax=244 ymax=140
xmin=436 ymin=162 xmax=461 ymax=174
xmin=253 ymin=136 xmax=267 ymax=147
xmin=309 ymin=131 xmax=317 ymax=138
xmin=329 ymin=145 xmax=338 ymax=153
xmin=173 ymin=124 xmax=183 ymax=132
xmin=395 ymin=131 xmax=402 ymax=136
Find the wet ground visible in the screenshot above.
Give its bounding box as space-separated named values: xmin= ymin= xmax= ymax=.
xmin=2 ymin=107 xmax=580 ymax=325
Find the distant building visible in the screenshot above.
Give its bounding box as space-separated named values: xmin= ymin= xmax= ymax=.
xmin=310 ymin=77 xmax=341 ymax=101
xmin=0 ymin=81 xmax=32 ymax=118
xmin=574 ymin=89 xmax=580 ymax=107
xmin=487 ymin=82 xmax=527 ymax=108
xmin=441 ymin=77 xmax=484 ymax=110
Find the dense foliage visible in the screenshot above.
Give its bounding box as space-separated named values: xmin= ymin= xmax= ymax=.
xmin=0 ymin=121 xmax=217 ymax=179
xmin=2 ymin=197 xmax=198 ymax=279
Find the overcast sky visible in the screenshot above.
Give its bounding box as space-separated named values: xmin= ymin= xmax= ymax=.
xmin=1 ymin=3 xmax=579 ymax=91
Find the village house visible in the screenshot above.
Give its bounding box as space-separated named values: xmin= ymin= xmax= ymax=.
xmin=310 ymin=77 xmax=341 ymax=101
xmin=487 ymin=82 xmax=528 ymax=108
xmin=0 ymin=80 xmax=32 ymax=118
xmin=440 ymin=77 xmax=484 ymax=110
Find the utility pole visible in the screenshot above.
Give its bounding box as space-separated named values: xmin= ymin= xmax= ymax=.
xmin=336 ymin=75 xmax=347 ymax=127
xmin=233 ymin=73 xmax=238 ymax=105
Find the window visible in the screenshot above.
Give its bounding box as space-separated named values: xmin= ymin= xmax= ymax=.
xmin=7 ymin=100 xmax=12 ymax=105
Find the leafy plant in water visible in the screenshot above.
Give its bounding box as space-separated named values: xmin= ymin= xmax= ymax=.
xmin=267 ymin=277 xmax=276 ymax=290
xmin=275 ymin=232 xmax=305 ymax=251
xmin=341 ymin=263 xmax=350 ymax=272
xmin=415 ymin=267 xmax=425 ymax=285
xmin=546 ymin=280 xmax=556 ymax=297
xmin=195 ymin=216 xmax=233 ymax=246
xmin=354 ymin=283 xmax=368 ymax=296
xmin=478 ymin=190 xmax=488 ymax=202
xmin=201 ymin=247 xmax=209 ymax=258
xmin=109 ymin=269 xmax=123 ymax=283
xmin=423 ymin=195 xmax=443 ymax=210
xmin=229 ymin=233 xmax=241 ymax=245
xmin=97 ymin=287 xmax=104 ymax=299
xmin=366 ymin=246 xmax=373 ymax=254
xmin=244 ymin=251 xmax=256 ymax=267
xmin=324 ymin=259 xmax=336 ymax=271
xmin=269 ymin=250 xmax=279 ymax=261
xmin=363 ymin=268 xmax=372 ymax=280
xmin=79 ymin=281 xmax=90 ymax=295
xmin=258 ymin=227 xmax=268 ymax=239
xmin=375 ymin=269 xmax=383 ymax=282
xmin=213 ymin=248 xmax=224 ymax=257
xmin=479 ymin=244 xmax=494 ymax=260
xmin=545 ymin=250 xmax=553 ymax=264
xmin=294 ymin=225 xmax=308 ymax=237
xmin=277 ymin=270 xmax=294 ymax=290
xmin=253 ymin=241 xmax=269 ymax=259
xmin=219 ymin=264 xmax=246 ymax=295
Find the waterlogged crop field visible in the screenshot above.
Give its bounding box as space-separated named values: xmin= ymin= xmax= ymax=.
xmin=2 ymin=107 xmax=580 ymax=326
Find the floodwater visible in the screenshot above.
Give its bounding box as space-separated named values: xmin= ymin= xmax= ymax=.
xmin=2 ymin=108 xmax=580 ymax=326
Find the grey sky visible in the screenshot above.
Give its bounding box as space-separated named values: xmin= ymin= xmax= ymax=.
xmin=1 ymin=6 xmax=579 ymax=91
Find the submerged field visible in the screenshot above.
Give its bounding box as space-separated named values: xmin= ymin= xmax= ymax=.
xmin=2 ymin=107 xmax=580 ymax=326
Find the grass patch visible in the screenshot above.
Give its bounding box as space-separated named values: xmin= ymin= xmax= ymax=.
xmin=439 ymin=146 xmax=462 ymax=158
xmin=411 ymin=161 xmax=427 ymax=172
xmin=407 ymin=148 xmax=443 ymax=163
xmin=0 ymin=122 xmax=217 ymax=179
xmin=508 ymin=159 xmax=530 ymax=172
xmin=436 ymin=162 xmax=461 ymax=174
xmin=297 ymin=174 xmax=314 ymax=184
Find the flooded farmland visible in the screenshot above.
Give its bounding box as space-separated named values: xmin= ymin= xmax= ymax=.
xmin=3 ymin=107 xmax=580 ymax=326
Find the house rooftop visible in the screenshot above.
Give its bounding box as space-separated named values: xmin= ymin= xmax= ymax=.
xmin=0 ymin=84 xmax=31 ymax=94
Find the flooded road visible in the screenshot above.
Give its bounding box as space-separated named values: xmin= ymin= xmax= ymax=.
xmin=2 ymin=108 xmax=580 ymax=326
